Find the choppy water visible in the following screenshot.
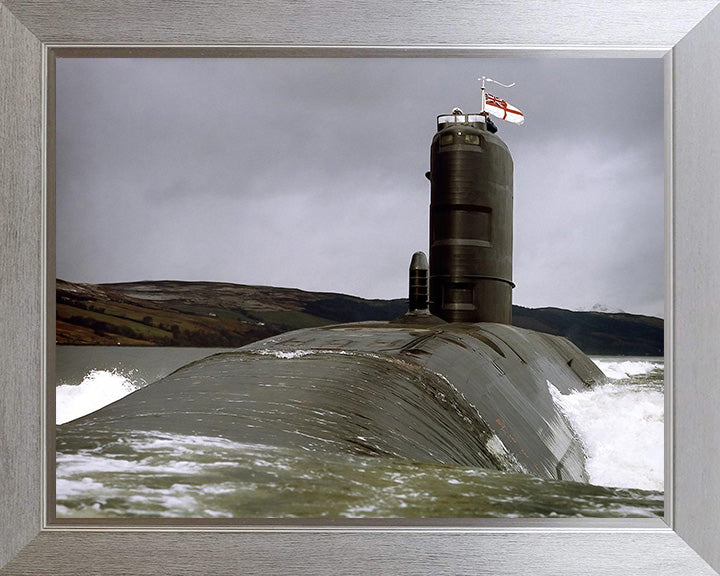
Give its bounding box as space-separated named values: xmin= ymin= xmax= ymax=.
xmin=55 ymin=347 xmax=664 ymax=519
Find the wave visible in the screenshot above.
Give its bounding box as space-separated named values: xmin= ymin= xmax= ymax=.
xmin=56 ymin=429 xmax=662 ymax=519
xmin=549 ymin=380 xmax=664 ymax=491
xmin=592 ymin=358 xmax=663 ymax=381
xmin=56 ymin=369 xmax=144 ymax=425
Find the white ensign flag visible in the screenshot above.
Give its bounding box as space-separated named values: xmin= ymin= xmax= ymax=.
xmin=484 ymin=92 xmax=525 ymax=125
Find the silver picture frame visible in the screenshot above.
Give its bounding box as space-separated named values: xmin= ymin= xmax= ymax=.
xmin=2 ymin=1 xmax=720 ymax=574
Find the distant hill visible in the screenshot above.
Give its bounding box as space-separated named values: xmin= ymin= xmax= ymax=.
xmin=56 ymin=279 xmax=663 ymax=356
xmin=511 ymin=305 xmax=663 ymax=356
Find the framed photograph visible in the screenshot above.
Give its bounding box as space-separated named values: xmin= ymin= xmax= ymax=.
xmin=50 ymin=55 xmax=666 ymax=523
xmin=2 ymin=1 xmax=720 ymax=574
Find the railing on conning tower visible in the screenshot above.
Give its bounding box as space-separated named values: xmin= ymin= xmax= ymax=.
xmin=436 ymin=113 xmax=487 ymax=129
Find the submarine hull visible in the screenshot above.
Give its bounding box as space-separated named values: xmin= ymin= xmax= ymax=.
xmin=58 ymin=322 xmax=605 ymax=483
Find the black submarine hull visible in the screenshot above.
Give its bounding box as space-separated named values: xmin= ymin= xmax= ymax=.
xmin=58 ymin=321 xmax=605 ymax=483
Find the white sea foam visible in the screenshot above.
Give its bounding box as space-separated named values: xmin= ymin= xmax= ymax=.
xmin=548 ymin=380 xmax=664 ymax=491
xmin=252 ymin=349 xmax=359 ymax=359
xmin=254 ymin=349 xmax=316 ymax=359
xmin=57 ymin=471 xmax=235 ymax=518
xmin=57 ymin=432 xmax=280 ymax=478
xmin=55 ymin=430 xmax=288 ymax=518
xmin=592 ymin=359 xmax=662 ymax=381
xmin=56 ymin=369 xmax=144 ymax=425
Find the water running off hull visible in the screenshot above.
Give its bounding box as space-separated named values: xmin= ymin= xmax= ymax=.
xmin=58 ymin=320 xmax=606 ymax=484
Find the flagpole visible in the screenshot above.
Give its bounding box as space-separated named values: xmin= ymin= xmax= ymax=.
xmin=480 ymin=76 xmax=487 ymax=117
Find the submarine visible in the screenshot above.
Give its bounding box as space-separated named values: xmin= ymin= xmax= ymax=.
xmin=57 ymin=104 xmax=607 ymax=485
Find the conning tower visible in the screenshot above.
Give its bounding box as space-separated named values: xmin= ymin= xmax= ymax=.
xmin=426 ymin=111 xmax=514 ymax=323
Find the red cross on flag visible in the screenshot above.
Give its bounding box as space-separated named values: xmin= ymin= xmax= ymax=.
xmin=484 ymin=92 xmax=525 ymax=125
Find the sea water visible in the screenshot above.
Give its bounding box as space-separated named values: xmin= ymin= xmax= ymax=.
xmin=55 ymin=347 xmax=664 ymax=518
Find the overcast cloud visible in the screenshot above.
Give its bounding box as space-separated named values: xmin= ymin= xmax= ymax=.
xmin=56 ymin=58 xmax=664 ymax=317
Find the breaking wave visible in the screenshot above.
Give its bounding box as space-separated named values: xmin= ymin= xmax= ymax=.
xmin=56 ymin=369 xmax=144 ymax=425
xmin=592 ymin=358 xmax=663 ymax=381
xmin=550 ymin=357 xmax=664 ymax=491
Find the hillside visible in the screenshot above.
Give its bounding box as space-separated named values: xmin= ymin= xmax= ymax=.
xmin=55 ymin=279 xmax=407 ymax=348
xmin=56 ymin=279 xmax=663 ymax=355
xmin=511 ymin=305 xmax=663 ymax=356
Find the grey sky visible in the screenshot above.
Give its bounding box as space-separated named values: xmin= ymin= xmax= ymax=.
xmin=56 ymin=58 xmax=664 ymax=317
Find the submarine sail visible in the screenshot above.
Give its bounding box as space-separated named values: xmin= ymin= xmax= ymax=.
xmin=427 ymin=111 xmax=514 ymax=324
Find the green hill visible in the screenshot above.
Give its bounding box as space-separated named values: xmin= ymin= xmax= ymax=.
xmin=56 ymin=279 xmax=663 ymax=355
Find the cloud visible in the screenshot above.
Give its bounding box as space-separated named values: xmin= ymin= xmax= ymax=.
xmin=56 ymin=57 xmax=664 ymax=316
